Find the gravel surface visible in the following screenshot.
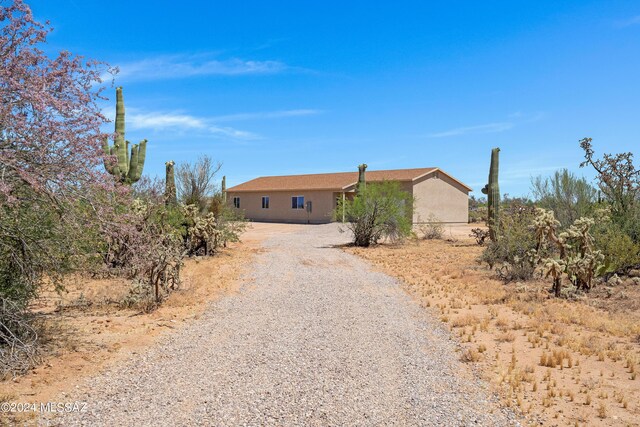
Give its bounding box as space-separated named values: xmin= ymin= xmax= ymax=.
xmin=45 ymin=224 xmax=517 ymax=426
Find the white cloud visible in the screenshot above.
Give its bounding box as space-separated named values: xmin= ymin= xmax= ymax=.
xmin=428 ymin=122 xmax=514 ymax=138
xmin=210 ymin=109 xmax=322 ymax=122
xmin=103 ymin=106 xmax=257 ymax=140
xmin=208 ymin=126 xmax=258 ymax=139
xmin=108 ymin=54 xmax=288 ymax=82
xmin=616 ymin=15 xmax=640 ymax=27
xmin=102 ymin=106 xmax=318 ymax=140
xmin=128 ymin=112 xmax=206 ymax=130
xmin=427 ymin=112 xmax=545 ymax=138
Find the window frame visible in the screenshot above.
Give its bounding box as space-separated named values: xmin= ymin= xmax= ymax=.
xmin=291 ymin=195 xmax=305 ymax=210
xmin=261 ymin=195 xmax=270 ymax=209
xmin=233 ymin=196 xmax=240 ymax=209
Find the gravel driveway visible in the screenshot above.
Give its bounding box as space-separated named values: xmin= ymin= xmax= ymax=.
xmin=47 ymin=224 xmax=516 ymax=426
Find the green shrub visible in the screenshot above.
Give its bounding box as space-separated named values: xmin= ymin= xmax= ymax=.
xmin=479 ymin=204 xmax=539 ymax=281
xmin=335 ymin=181 xmax=414 ymax=247
xmin=593 ymin=223 xmax=640 ymax=273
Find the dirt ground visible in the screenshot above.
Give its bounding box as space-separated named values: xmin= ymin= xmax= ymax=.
xmin=0 ymin=223 xmax=301 ymax=424
xmin=348 ymin=224 xmax=640 ymax=427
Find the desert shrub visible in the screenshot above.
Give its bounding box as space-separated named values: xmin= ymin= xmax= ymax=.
xmin=214 ymin=201 xmax=248 ymax=248
xmin=531 ymin=169 xmax=597 ymax=227
xmin=335 ymin=181 xmax=414 ymax=247
xmin=579 ymin=138 xmax=640 ymax=270
xmin=479 ymin=204 xmax=538 ymax=281
xmin=0 ymin=298 xmax=38 ymax=378
xmin=418 ymin=214 xmax=445 ymax=239
xmin=593 ymin=222 xmax=640 ymax=274
xmin=99 ymin=182 xmax=186 ymax=304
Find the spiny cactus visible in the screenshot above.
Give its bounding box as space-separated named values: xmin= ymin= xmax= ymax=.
xmin=357 ymin=163 xmax=367 ymax=193
xmin=481 ymin=148 xmax=500 ymax=241
xmin=221 ymin=175 xmax=227 ymax=203
xmin=532 ymin=208 xmax=606 ymax=296
xmin=165 ymin=160 xmax=177 ymax=206
xmin=102 ymin=87 xmax=147 ymax=184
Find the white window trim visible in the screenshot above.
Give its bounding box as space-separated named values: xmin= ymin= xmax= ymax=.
xmin=292 ymin=195 xmax=305 ymax=210
xmin=261 ymin=195 xmax=270 ymax=209
xmin=233 ymin=196 xmax=240 ymax=209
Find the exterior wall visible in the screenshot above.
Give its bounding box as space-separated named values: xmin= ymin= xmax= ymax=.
xmin=228 ymin=172 xmax=470 ymax=224
xmin=227 ymin=190 xmax=338 ymax=224
xmin=411 ymin=172 xmax=469 ymax=223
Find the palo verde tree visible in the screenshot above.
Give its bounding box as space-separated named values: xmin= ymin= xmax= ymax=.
xmin=336 ymin=180 xmax=414 ymax=247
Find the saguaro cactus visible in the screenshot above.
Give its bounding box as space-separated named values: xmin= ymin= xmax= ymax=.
xmin=165 ymin=160 xmax=177 ymax=206
xmin=102 ymin=87 xmax=147 ymax=184
xmin=357 ymin=163 xmax=367 ymax=194
xmin=221 ymin=175 xmax=227 ymax=203
xmin=481 ymin=148 xmax=500 ymax=241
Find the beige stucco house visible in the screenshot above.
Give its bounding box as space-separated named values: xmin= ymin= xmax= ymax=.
xmin=226 ymin=167 xmax=471 ymax=224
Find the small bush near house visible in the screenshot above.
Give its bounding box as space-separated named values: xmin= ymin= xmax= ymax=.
xmin=417 ymin=214 xmax=445 ymax=240
xmin=335 ymin=181 xmax=414 ymax=247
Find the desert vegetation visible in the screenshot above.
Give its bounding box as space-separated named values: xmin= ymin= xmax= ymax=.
xmin=479 ymin=140 xmax=639 ymax=296
xmin=335 ymin=164 xmax=415 ymax=246
xmin=347 ymin=142 xmax=639 ymax=425
xmin=0 ymin=1 xmax=245 ymax=381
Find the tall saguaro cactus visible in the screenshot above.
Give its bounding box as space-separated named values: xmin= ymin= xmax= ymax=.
xmin=481 ymin=148 xmax=500 ymax=241
xmin=357 ymin=163 xmax=367 ymax=194
xmin=165 ymin=160 xmax=177 ymax=206
xmin=102 ymin=87 xmax=147 ymax=184
xmin=221 ymin=175 xmax=227 ymax=203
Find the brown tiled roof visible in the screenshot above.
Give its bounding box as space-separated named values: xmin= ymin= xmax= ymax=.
xmin=227 ymin=167 xmax=472 ymax=192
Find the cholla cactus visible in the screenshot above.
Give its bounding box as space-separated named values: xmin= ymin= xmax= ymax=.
xmin=182 ymin=205 xmax=221 ymax=256
xmin=532 ymin=208 xmax=605 ymax=296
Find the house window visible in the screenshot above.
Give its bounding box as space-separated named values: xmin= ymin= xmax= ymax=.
xmin=291 ymin=195 xmax=305 ymax=209
xmin=262 ymin=196 xmax=270 ymax=209
xmin=233 ymin=196 xmax=240 ymax=209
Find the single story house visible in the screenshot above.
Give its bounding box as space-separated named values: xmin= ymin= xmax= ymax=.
xmin=226 ymin=167 xmax=472 ymax=224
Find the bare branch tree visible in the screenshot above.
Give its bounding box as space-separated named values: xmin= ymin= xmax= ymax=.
xmin=175 ymin=155 xmax=222 ymax=212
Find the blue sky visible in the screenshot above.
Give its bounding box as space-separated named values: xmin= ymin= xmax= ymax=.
xmin=30 ymin=0 xmax=640 ymax=196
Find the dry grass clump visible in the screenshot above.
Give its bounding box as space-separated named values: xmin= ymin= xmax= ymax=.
xmin=461 ymin=348 xmax=481 ymax=363
xmin=347 ymin=232 xmax=640 ymax=426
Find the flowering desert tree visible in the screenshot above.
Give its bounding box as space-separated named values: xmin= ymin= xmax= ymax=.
xmin=0 ymin=0 xmax=114 ymax=376
xmin=0 ymin=0 xmax=110 ymax=202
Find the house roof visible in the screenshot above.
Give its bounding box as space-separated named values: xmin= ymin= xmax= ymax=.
xmin=227 ymin=167 xmax=472 ymax=192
